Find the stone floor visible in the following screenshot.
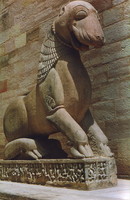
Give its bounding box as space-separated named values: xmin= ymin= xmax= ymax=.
xmin=0 ymin=179 xmax=130 ymax=200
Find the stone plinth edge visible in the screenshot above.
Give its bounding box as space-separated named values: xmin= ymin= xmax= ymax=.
xmin=0 ymin=157 xmax=117 ymax=190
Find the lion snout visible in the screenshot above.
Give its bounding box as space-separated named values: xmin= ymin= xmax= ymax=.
xmin=89 ymin=34 xmax=105 ymax=47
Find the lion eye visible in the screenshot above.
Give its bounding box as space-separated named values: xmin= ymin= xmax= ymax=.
xmin=75 ymin=10 xmax=87 ymax=20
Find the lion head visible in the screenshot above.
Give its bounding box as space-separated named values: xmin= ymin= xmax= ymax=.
xmin=54 ymin=1 xmax=105 ymax=51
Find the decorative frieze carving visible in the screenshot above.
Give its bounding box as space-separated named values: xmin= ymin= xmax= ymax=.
xmin=0 ymin=158 xmax=117 ymax=189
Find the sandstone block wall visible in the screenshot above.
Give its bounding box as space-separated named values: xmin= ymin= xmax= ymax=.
xmin=0 ymin=0 xmax=130 ymax=177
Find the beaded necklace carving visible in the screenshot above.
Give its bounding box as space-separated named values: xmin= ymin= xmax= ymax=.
xmin=37 ymin=23 xmax=72 ymax=84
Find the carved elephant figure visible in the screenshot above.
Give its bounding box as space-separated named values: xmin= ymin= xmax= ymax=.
xmin=3 ymin=1 xmax=113 ymax=160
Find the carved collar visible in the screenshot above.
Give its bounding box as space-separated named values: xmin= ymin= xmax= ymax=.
xmin=37 ymin=27 xmax=71 ymax=84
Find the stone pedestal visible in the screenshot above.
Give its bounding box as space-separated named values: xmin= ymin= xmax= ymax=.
xmin=0 ymin=157 xmax=117 ymax=190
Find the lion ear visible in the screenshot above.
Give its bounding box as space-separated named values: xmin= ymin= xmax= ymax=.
xmin=59 ymin=6 xmax=66 ymax=16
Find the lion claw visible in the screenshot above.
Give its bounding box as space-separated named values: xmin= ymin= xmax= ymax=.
xmin=79 ymin=144 xmax=93 ymax=157
xmin=70 ymin=144 xmax=93 ymax=158
xmin=33 ymin=149 xmax=42 ymax=159
xmin=25 ymin=150 xmax=42 ymax=160
xmin=100 ymin=143 xmax=113 ymax=157
xmin=70 ymin=147 xmax=85 ymax=158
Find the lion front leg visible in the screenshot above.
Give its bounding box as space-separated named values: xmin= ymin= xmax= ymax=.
xmin=40 ymin=68 xmax=93 ymax=158
xmin=47 ymin=108 xmax=93 ymax=158
xmin=80 ymin=110 xmax=113 ymax=157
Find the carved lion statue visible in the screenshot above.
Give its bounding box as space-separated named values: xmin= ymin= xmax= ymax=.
xmin=3 ymin=1 xmax=113 ymax=160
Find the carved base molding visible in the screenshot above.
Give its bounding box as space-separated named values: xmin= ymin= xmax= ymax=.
xmin=0 ymin=157 xmax=117 ymax=190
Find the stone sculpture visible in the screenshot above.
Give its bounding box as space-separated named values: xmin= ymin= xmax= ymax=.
xmin=3 ymin=1 xmax=113 ymax=160
xmin=0 ymin=158 xmax=117 ymax=189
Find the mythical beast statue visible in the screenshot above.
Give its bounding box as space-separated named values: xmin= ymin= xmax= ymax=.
xmin=3 ymin=1 xmax=113 ymax=160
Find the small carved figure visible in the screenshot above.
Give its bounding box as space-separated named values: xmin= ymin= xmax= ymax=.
xmin=3 ymin=1 xmax=113 ymax=160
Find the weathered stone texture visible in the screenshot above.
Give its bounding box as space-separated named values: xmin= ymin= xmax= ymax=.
xmin=0 ymin=0 xmax=130 ymax=177
xmin=104 ymin=19 xmax=130 ymax=43
xmin=0 ymin=30 xmax=9 ymax=45
xmin=0 ymin=80 xmax=7 ymax=93
xmin=0 ymin=158 xmax=117 ymax=190
xmin=15 ymin=33 xmax=27 ymax=49
xmin=103 ymin=4 xmax=124 ymax=26
xmin=88 ymin=0 xmax=112 ymax=11
xmin=112 ymin=0 xmax=127 ymax=5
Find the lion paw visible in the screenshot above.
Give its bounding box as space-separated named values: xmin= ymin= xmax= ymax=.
xmin=70 ymin=144 xmax=93 ymax=158
xmin=24 ymin=149 xmax=42 ymax=160
xmin=4 ymin=138 xmax=43 ymax=160
xmin=100 ymin=143 xmax=114 ymax=157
